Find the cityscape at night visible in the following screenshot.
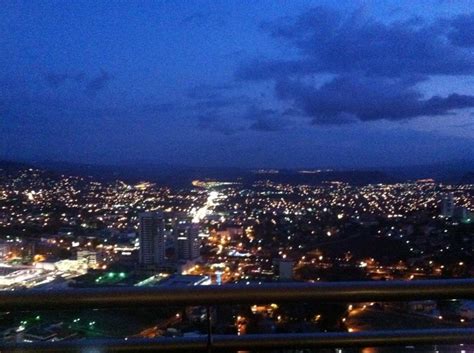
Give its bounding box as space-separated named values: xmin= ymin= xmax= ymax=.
xmin=1 ymin=1 xmax=474 ymax=352
xmin=0 ymin=163 xmax=472 ymax=351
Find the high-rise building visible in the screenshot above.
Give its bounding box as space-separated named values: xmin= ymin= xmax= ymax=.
xmin=278 ymin=259 xmax=295 ymax=280
xmin=453 ymin=206 xmax=472 ymax=223
xmin=139 ymin=212 xmax=165 ymax=266
xmin=163 ymin=211 xmax=188 ymax=233
xmin=441 ymin=193 xmax=455 ymax=218
xmin=175 ymin=221 xmax=200 ymax=261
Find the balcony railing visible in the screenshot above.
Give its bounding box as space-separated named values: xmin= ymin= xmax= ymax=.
xmin=0 ymin=278 xmax=474 ymax=352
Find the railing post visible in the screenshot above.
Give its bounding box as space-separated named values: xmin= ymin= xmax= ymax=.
xmin=206 ymin=305 xmax=213 ymax=353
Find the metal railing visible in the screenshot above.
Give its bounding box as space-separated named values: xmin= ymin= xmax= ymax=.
xmin=1 ymin=278 xmax=474 ymax=352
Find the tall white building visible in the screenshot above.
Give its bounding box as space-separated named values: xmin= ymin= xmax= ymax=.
xmin=139 ymin=212 xmax=165 ymax=266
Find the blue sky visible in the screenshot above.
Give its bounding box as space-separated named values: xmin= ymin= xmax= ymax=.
xmin=1 ymin=0 xmax=473 ymax=168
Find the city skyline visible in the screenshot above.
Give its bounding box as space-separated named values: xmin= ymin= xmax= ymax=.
xmin=1 ymin=2 xmax=474 ymax=351
xmin=1 ymin=1 xmax=474 ymax=168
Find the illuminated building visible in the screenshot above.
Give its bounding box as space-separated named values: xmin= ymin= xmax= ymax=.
xmin=175 ymin=221 xmax=200 ymax=261
xmin=76 ymin=250 xmax=98 ymax=269
xmin=138 ymin=212 xmax=165 ymax=267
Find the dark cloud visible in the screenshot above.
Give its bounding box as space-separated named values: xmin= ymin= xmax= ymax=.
xmin=186 ymin=83 xmax=290 ymax=134
xmin=190 ymin=94 xmax=251 ymax=111
xmin=235 ymin=7 xmax=474 ymax=125
xmin=44 ymin=70 xmax=111 ymax=96
xmin=44 ymin=73 xmax=69 ymax=88
xmin=74 ymin=72 xmax=86 ymax=82
xmin=282 ymin=107 xmax=303 ymax=117
xmin=85 ymin=70 xmax=113 ymax=95
xmin=196 ymin=114 xmax=243 ymax=135
xmin=448 ymin=13 xmax=474 ymax=47
xmin=192 ymin=98 xmax=238 ymax=110
xmin=44 ymin=72 xmax=85 ymax=88
xmin=187 ymin=91 xmax=220 ymax=101
xmin=222 ymin=49 xmax=246 ymax=60
xmin=243 ymin=106 xmax=290 ymax=132
xmin=238 ymin=7 xmax=474 ymax=80
xmin=186 ymin=85 xmax=288 ymax=134
xmin=180 ymin=11 xmax=227 ymax=27
xmin=195 ymin=104 xmax=290 ymax=134
xmin=181 ymin=12 xmax=207 ymax=25
xmin=250 ymin=117 xmax=288 ymax=132
xmin=141 ymin=102 xmax=177 ymax=114
xmin=186 ymin=84 xmax=238 ymax=100
xmin=236 ymin=59 xmax=317 ymax=81
xmin=275 ymin=76 xmax=474 ymax=124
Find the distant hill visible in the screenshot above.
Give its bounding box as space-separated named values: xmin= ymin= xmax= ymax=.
xmin=245 ymin=170 xmax=395 ymax=186
xmin=2 ymin=159 xmax=473 ymax=187
xmin=383 ymin=160 xmax=474 ymax=184
xmin=460 ymin=172 xmax=474 ymax=184
xmin=22 ymin=160 xmax=395 ymax=187
xmin=31 ymin=160 xmax=247 ymax=187
xmin=0 ymin=160 xmax=33 ymax=171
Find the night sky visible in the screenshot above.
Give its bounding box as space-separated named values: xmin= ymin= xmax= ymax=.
xmin=1 ymin=1 xmax=474 ymax=168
